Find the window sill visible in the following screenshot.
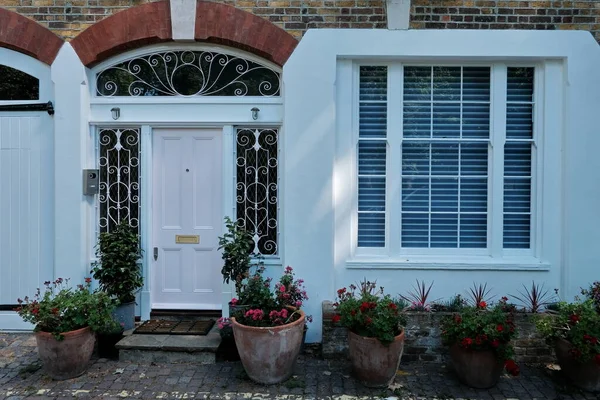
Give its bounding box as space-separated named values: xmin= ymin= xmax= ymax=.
xmin=345 ymin=256 xmax=550 ymax=271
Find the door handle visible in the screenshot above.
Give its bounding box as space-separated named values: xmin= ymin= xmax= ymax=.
xmin=153 ymin=247 xmax=158 ymax=261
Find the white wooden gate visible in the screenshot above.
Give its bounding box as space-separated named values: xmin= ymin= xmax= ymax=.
xmin=0 ymin=48 xmax=54 ymax=329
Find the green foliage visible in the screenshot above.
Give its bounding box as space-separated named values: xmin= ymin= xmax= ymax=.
xmin=440 ymin=298 xmax=518 ymax=363
xmin=580 ymin=282 xmax=600 ymax=312
xmin=218 ymin=217 xmax=255 ymax=297
xmin=432 ymin=294 xmax=467 ymax=313
xmin=91 ymin=220 xmax=143 ymax=304
xmin=16 ymin=278 xmax=117 ymax=340
xmin=334 ymin=279 xmax=407 ymax=345
xmin=231 ymin=266 xmax=308 ymax=328
xmin=535 ymin=299 xmax=600 ymax=363
xmin=237 ymin=265 xmax=276 ymax=311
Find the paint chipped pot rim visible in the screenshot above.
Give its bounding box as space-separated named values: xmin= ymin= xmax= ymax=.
xmin=348 ymin=328 xmax=405 ymax=344
xmin=231 ymin=310 xmax=305 ymax=331
xmin=35 ymin=326 xmax=92 ymax=340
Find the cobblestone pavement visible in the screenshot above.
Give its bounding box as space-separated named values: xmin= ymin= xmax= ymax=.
xmin=1 ymin=333 xmax=597 ymax=400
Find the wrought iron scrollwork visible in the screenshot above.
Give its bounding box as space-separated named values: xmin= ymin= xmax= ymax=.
xmin=96 ymin=50 xmax=281 ymax=97
xmin=236 ymin=128 xmax=278 ymax=255
xmin=98 ymin=128 xmax=140 ymax=233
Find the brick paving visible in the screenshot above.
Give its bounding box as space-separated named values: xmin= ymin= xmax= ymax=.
xmin=0 ymin=333 xmax=597 ymax=400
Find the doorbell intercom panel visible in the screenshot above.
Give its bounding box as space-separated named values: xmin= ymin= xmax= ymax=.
xmin=83 ymin=169 xmax=100 ymax=195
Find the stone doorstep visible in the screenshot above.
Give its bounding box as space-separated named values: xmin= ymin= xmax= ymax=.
xmin=115 ymin=324 xmax=221 ymax=364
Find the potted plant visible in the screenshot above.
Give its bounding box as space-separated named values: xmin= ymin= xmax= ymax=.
xmin=91 ymin=220 xmax=143 ymax=330
xmin=274 ymin=266 xmax=313 ymax=351
xmin=332 ymin=280 xmax=407 ymax=388
xmin=216 ymin=317 xmax=239 ymax=361
xmin=96 ymin=318 xmax=125 ymax=360
xmin=535 ymin=299 xmax=600 ymax=392
xmin=440 ymin=297 xmax=520 ymax=389
xmin=230 ymin=267 xmax=306 ymax=384
xmin=15 ymin=278 xmax=116 ymax=380
xmin=218 ymin=216 xmax=255 ymax=313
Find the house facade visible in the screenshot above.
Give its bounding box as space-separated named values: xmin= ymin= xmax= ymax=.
xmin=0 ymin=0 xmax=599 ymax=343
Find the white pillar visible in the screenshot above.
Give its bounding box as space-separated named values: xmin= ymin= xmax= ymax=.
xmin=51 ymin=43 xmax=90 ymax=283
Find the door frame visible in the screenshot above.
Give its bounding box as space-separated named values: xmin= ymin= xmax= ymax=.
xmin=147 ymin=125 xmax=233 ymax=312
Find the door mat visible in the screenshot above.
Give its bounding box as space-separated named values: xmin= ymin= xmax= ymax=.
xmin=133 ymin=319 xmax=215 ymax=335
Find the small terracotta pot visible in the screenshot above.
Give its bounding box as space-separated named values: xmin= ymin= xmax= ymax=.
xmin=449 ymin=344 xmax=504 ymax=389
xmin=347 ymin=329 xmax=405 ymax=388
xmin=555 ymin=338 xmax=600 ymax=392
xmin=35 ymin=326 xmax=96 ymax=380
xmin=231 ymin=310 xmax=305 ymax=384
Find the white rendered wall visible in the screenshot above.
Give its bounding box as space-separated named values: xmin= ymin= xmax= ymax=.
xmin=51 ymin=44 xmax=92 ymax=286
xmin=283 ymin=29 xmax=600 ymax=343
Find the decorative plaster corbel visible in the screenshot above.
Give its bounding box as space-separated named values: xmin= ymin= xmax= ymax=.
xmin=386 ymin=0 xmax=411 ymax=30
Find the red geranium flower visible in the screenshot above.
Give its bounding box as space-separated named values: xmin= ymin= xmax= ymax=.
xmin=569 ymin=314 xmax=580 ymax=325
xmin=504 ymin=359 xmax=520 ymax=376
xmin=332 ymin=314 xmax=341 ymax=323
xmin=491 ymin=339 xmax=500 ymax=348
xmin=461 ymin=337 xmax=473 ymax=348
xmin=496 ymin=324 xmax=504 ymax=332
xmin=478 ymin=301 xmax=487 ymax=309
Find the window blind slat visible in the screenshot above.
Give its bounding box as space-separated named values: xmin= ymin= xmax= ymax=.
xmin=504 ymin=67 xmax=534 ymax=249
xmin=401 ymin=66 xmax=490 ymax=249
xmin=358 ymin=66 xmax=387 ymax=248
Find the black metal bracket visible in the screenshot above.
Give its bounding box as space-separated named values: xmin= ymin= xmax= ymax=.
xmin=0 ymin=101 xmax=54 ymax=115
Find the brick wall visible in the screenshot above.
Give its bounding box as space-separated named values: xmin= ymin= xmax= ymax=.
xmin=410 ymin=0 xmax=600 ymax=44
xmin=1 ymin=0 xmax=598 ymax=44
xmin=322 ymin=301 xmax=555 ymax=365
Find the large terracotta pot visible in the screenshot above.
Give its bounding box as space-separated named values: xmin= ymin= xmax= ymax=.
xmin=555 ymin=338 xmax=600 ymax=392
xmin=347 ymin=329 xmax=405 ymax=388
xmin=35 ymin=326 xmax=96 ymax=380
xmin=449 ymin=344 xmax=504 ymax=389
xmin=231 ymin=310 xmax=305 ymax=384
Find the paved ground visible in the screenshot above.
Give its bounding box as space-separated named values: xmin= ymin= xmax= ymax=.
xmin=0 ymin=333 xmax=597 ymax=400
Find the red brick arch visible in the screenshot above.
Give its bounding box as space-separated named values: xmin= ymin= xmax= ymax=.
xmin=0 ymin=8 xmax=64 ymax=65
xmin=71 ymin=0 xmax=297 ymax=68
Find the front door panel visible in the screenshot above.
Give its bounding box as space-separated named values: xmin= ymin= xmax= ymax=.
xmin=152 ymin=128 xmax=222 ymax=309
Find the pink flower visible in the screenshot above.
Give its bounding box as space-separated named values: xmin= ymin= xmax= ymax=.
xmin=279 ymin=285 xmax=286 ymax=293
xmin=295 ymin=301 xmax=302 ymax=307
xmin=230 ymin=298 xmax=238 ymax=305
xmin=285 ymin=266 xmax=293 ymax=273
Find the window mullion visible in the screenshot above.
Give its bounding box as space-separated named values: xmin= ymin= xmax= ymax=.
xmin=388 ymin=64 xmax=403 ymax=256
xmin=490 ymin=65 xmax=508 ymax=257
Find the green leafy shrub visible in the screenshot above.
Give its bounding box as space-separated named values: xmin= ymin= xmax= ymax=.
xmin=535 ymin=299 xmax=600 ymax=364
xmin=218 ymin=217 xmax=255 ymax=298
xmin=91 ymin=220 xmax=143 ymax=304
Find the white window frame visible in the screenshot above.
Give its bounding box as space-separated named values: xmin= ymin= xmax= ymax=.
xmin=348 ymin=60 xmax=547 ymax=268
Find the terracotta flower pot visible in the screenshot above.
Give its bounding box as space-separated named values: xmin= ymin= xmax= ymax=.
xmin=231 ymin=310 xmax=305 ymax=384
xmin=35 ymin=326 xmax=96 ymax=380
xmin=449 ymin=343 xmax=504 ymax=389
xmin=555 ymin=338 xmax=600 ymax=392
xmin=347 ymin=329 xmax=405 ymax=388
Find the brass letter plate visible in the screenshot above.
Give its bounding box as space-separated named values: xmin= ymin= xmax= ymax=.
xmin=175 ymin=235 xmax=200 ymax=244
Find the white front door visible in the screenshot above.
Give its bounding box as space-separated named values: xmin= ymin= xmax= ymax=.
xmin=152 ymin=128 xmax=222 ymax=310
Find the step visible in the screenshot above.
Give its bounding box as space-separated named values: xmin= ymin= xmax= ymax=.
xmin=115 ymin=324 xmax=221 ymax=364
